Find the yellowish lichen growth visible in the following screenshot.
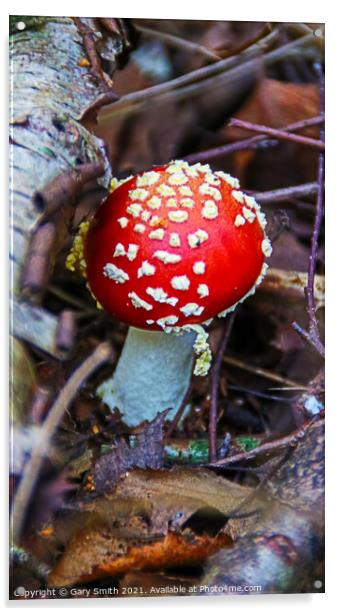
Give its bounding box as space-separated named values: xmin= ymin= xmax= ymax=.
xmin=65 ymin=174 xmax=127 ymax=308
xmin=65 ymin=221 xmax=90 ymax=277
xmin=191 ymin=326 xmax=212 ymax=376
xmin=66 ymin=221 xmax=103 ymax=309
xmin=168 ymin=323 xmax=212 ymax=377
xmin=110 ymin=175 xmax=133 ymax=193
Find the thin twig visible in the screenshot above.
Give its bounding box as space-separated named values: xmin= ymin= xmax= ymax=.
xmin=292 ymin=319 xmax=324 ymax=357
xmin=209 ymin=313 xmax=236 ymax=462
xmin=223 ymin=355 xmax=311 ymax=390
xmin=138 ymin=22 xmax=272 ymax=63
xmin=228 ymin=118 xmax=324 ymax=150
xmin=47 ymin=284 xmax=97 ymax=311
xmin=227 ymin=384 xmax=296 ymax=402
xmin=99 ymin=30 xmax=278 ymax=116
xmin=165 ymin=383 xmax=193 ymax=438
xmin=10 ymin=342 xmax=113 ymax=544
xmin=292 ymin=64 xmax=325 ymax=357
xmin=98 ymin=31 xmax=315 ymax=124
xmin=216 ymin=23 xmax=273 ymax=59
xmin=304 ymin=151 xmax=325 ymax=343
xmin=184 ymin=115 xmax=324 ymax=164
xmin=185 ymin=136 xmax=278 ymax=164
xmin=137 ymin=25 xmax=221 ymax=61
xmin=207 ymin=417 xmax=323 ymax=468
xmin=80 ymin=91 xmax=120 ymax=124
xmin=252 ymin=182 xmax=318 ymax=204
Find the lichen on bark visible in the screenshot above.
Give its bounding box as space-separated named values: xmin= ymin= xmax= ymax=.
xmin=9 ymin=16 xmax=119 ymax=355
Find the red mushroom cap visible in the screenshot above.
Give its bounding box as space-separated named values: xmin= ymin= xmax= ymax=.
xmin=84 ymin=161 xmax=271 ymax=330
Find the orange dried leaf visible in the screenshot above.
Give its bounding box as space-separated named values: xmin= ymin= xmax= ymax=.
xmin=48 ymin=530 xmax=232 ymax=587
xmin=94 ymin=532 xmax=232 ymax=580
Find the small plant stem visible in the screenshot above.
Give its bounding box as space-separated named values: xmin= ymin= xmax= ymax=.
xmin=209 ymin=313 xmax=236 ymax=462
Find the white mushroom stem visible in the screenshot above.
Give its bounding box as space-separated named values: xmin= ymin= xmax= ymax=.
xmin=97 ymin=326 xmax=196 ymax=426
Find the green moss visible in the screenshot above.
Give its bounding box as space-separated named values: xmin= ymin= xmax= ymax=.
xmin=188 ymin=439 xmax=209 ymax=462
xmin=235 ymin=435 xmax=261 ymax=452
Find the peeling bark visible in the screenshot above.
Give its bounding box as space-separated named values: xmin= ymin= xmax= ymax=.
xmin=9 ymin=17 xmax=120 ymax=355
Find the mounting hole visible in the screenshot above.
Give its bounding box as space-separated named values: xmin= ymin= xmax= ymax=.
xmin=16 ymin=21 xmax=26 ymax=31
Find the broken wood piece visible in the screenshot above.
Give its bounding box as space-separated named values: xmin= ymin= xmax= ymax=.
xmin=259 ymin=267 xmax=324 ymax=308
xmin=12 ymin=300 xmax=67 ymax=359
xmin=21 ymin=222 xmax=56 ymax=297
xmin=33 ymin=162 xmax=105 ymax=216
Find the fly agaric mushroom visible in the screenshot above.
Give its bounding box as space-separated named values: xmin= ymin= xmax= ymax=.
xmin=68 ymin=160 xmax=271 ymax=426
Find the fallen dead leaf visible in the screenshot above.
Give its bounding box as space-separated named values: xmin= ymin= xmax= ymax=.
xmin=222 ymin=78 xmax=320 ymax=183
xmin=49 ymin=529 xmax=232 ymax=587
xmin=224 ymin=79 xmax=320 ymax=141
xmin=48 ymin=467 xmax=261 ymax=587
xmin=87 ymin=410 xmax=167 ymax=494
xmin=108 ymin=467 xmax=260 ymax=539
